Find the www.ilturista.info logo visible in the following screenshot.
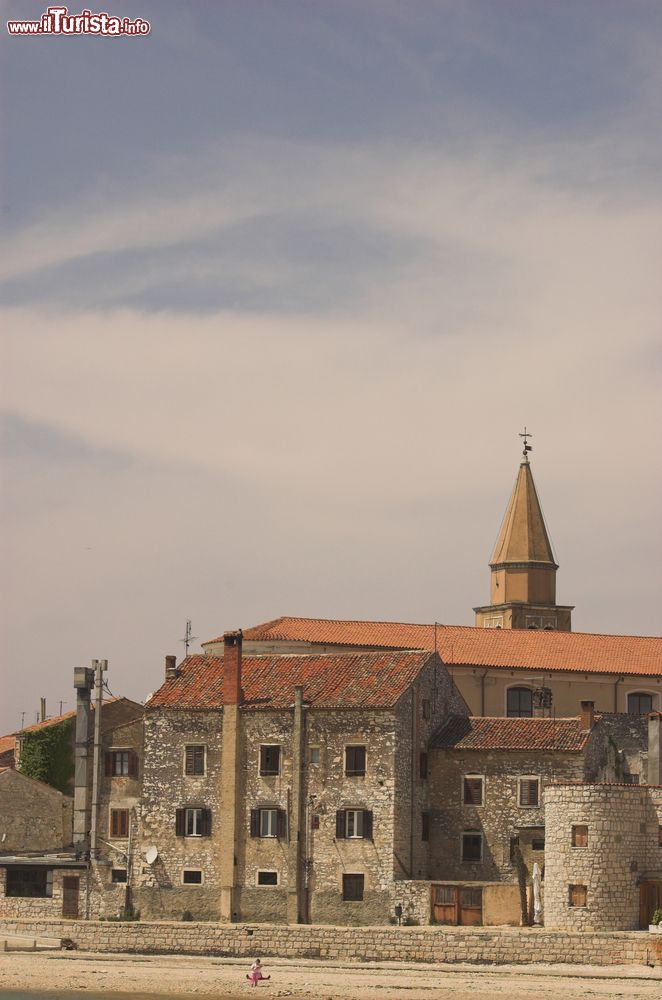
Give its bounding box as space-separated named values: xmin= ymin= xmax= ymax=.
xmin=7 ymin=6 xmax=150 ymax=35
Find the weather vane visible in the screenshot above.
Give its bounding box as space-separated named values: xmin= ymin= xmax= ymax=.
xmin=180 ymin=619 xmax=198 ymax=657
xmin=519 ymin=426 xmax=533 ymax=461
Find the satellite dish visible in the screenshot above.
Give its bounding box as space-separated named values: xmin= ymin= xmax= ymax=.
xmin=144 ymin=845 xmax=159 ymax=864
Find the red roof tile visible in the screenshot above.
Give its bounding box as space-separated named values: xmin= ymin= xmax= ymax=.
xmin=146 ymin=650 xmax=434 ymax=711
xmin=431 ymin=715 xmax=592 ymax=751
xmin=12 ymin=698 xmax=119 ymax=737
xmin=209 ymin=617 xmax=662 ymax=677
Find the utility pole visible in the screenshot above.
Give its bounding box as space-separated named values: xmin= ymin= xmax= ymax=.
xmin=89 ymin=658 xmax=107 ymax=861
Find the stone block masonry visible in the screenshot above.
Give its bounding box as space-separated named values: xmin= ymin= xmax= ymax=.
xmin=1 ymin=918 xmax=662 ymax=967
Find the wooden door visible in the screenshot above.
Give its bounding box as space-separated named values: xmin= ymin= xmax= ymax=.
xmin=459 ymin=886 xmax=483 ymax=925
xmin=62 ymin=876 xmax=79 ymax=919
xmin=639 ymin=881 xmax=662 ymax=928
xmin=432 ymin=885 xmax=483 ymax=926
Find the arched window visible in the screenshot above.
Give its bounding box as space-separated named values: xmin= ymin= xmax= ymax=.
xmin=507 ymin=687 xmax=533 ymax=718
xmin=627 ymin=692 xmax=654 ymax=716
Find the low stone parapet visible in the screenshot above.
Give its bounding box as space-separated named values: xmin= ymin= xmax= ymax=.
xmin=0 ymin=919 xmax=661 ymax=967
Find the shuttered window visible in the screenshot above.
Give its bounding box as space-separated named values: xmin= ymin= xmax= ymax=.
xmin=569 ymin=884 xmax=587 ymax=907
xmin=419 ymin=752 xmax=429 ymax=780
xmin=345 ymin=746 xmax=366 ymax=776
xmin=105 ymin=750 xmax=138 ymax=778
xmin=463 ymin=776 xmax=484 ymax=806
xmin=335 ymin=809 xmax=373 ymax=840
xmin=259 ymin=745 xmax=281 ymax=776
xmin=175 ymin=807 xmax=212 ymax=837
xmin=249 ymin=808 xmax=286 ymax=838
xmin=571 ymin=824 xmax=588 ymax=848
xmin=518 ymin=778 xmax=540 ymax=807
xmin=185 ymin=745 xmax=205 ymax=775
xmin=110 ymin=809 xmax=129 ymax=838
xmin=342 ymin=874 xmax=364 ymax=901
xmin=461 ymin=831 xmax=482 ymax=862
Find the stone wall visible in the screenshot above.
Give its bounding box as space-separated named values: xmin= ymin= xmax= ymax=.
xmin=544 ymin=784 xmax=662 ymax=931
xmin=1 ymin=917 xmax=662 ymax=966
xmin=0 ymin=867 xmax=85 ymax=919
xmin=0 ymin=769 xmax=73 ymax=851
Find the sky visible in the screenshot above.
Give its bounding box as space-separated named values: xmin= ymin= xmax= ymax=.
xmin=1 ymin=0 xmax=661 ymax=735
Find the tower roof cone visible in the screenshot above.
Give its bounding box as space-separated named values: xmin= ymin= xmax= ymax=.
xmin=490 ymin=459 xmax=557 ymax=568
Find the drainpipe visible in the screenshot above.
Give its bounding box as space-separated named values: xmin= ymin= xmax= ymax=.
xmin=613 ymin=675 xmax=623 ymax=713
xmin=89 ymin=659 xmax=107 ymax=862
xmin=287 ymin=686 xmax=305 ymax=924
xmin=480 ymin=670 xmax=488 ymax=716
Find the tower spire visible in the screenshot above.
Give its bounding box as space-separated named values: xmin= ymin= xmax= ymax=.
xmin=473 ymin=439 xmax=573 ymax=631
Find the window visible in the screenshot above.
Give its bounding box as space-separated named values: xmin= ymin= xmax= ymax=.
xmin=461 ymin=831 xmax=482 ymax=862
xmin=421 ymin=811 xmax=430 ymax=842
xmin=5 ymin=867 xmax=53 ymax=898
xmin=569 ymin=884 xmax=587 ymax=907
xmin=434 ymin=885 xmax=454 ymax=905
xmin=571 ymin=824 xmax=588 ymax=848
xmin=250 ymin=807 xmax=286 ymax=839
xmin=345 ymin=745 xmax=366 ymax=777
xmin=309 ymin=747 xmax=321 ymax=764
xmin=628 ymin=692 xmax=654 ymax=715
xmin=111 ymin=869 xmax=127 ymax=884
xmin=105 ymin=749 xmax=138 ymax=777
xmin=175 ymin=807 xmax=212 ymax=837
xmin=335 ymin=809 xmax=373 ymax=840
xmin=507 ymin=687 xmax=533 ymax=718
xmin=185 ymin=745 xmax=205 ymax=776
xmin=532 ymin=838 xmax=545 ymax=852
xmin=257 ymin=871 xmax=278 ymax=886
xmin=342 ymin=873 xmax=364 ymax=901
xmin=182 ymin=870 xmax=203 ymax=885
xmin=518 ymin=777 xmax=540 ymax=807
xmin=419 ymin=752 xmax=428 ymax=780
xmin=422 ymin=699 xmax=431 ymax=720
xmin=259 ymin=745 xmax=281 ymax=776
xmin=110 ymin=808 xmax=129 ymax=838
xmin=463 ymin=775 xmax=484 ymax=806
xmin=659 ymin=825 xmax=662 ymax=847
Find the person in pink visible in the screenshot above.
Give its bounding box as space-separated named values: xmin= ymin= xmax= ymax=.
xmin=246 ymin=958 xmax=270 ymax=987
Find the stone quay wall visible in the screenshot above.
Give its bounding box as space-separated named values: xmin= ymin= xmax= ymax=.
xmin=2 ymin=918 xmax=662 ymax=967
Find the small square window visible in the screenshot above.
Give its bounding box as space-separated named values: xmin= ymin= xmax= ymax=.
xmin=185 ymin=745 xmax=205 ymax=776
xmin=518 ymin=777 xmax=540 ymax=807
xmin=260 ymin=745 xmax=281 ymax=776
xmin=182 ymin=870 xmax=202 ymax=885
xmin=532 ymin=838 xmax=545 ymax=852
xmin=110 ymin=808 xmax=129 ymax=838
xmin=569 ymin=884 xmax=587 ymax=907
xmin=111 ymin=869 xmax=127 ymax=883
xmin=345 ymin=745 xmax=366 ymax=777
xmin=463 ymin=776 xmax=484 ymax=806
xmin=462 ymin=831 xmax=482 ymax=862
xmin=572 ymin=824 xmax=588 ymax=848
xmin=257 ymin=871 xmax=278 ymax=886
xmin=342 ymin=873 xmax=364 ymax=901
xmin=309 ymin=747 xmax=321 ymax=764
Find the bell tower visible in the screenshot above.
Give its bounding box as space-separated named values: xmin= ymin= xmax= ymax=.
xmin=474 ymin=430 xmax=573 ymax=631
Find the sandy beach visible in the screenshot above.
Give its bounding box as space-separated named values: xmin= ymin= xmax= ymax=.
xmin=1 ymin=952 xmax=662 ymax=1000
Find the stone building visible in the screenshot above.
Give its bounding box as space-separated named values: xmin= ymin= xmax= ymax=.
xmin=424 ymin=704 xmax=615 ymax=925
xmin=134 ymin=633 xmax=468 ymax=924
xmin=544 ymin=712 xmax=662 ymax=931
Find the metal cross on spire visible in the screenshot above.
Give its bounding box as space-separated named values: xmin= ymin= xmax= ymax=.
xmin=519 ymin=426 xmax=533 ymax=461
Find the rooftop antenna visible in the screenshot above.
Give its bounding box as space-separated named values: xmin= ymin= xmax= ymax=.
xmin=519 ymin=426 xmax=533 ymax=462
xmin=180 ymin=619 xmax=198 ymax=658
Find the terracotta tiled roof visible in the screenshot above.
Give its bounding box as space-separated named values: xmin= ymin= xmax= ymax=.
xmin=430 ymin=715 xmax=593 ymax=751
xmin=211 ymin=617 xmax=662 ymax=677
xmin=0 ymin=734 xmax=16 ymax=757
xmin=147 ymin=650 xmax=434 ymax=711
xmin=12 ymin=698 xmax=119 ymax=737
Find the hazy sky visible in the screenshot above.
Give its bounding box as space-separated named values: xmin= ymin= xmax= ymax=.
xmin=1 ymin=1 xmax=661 ymax=735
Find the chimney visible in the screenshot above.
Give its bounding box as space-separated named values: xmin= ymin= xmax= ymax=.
xmin=223 ymin=630 xmax=243 ymax=705
xmin=648 ymin=712 xmax=662 ymax=785
xmin=165 ymin=654 xmax=179 ymax=680
xmin=72 ymin=666 xmax=94 ymax=844
xmin=40 ymin=697 xmax=46 ymax=722
xmin=580 ymin=700 xmax=595 ymax=732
